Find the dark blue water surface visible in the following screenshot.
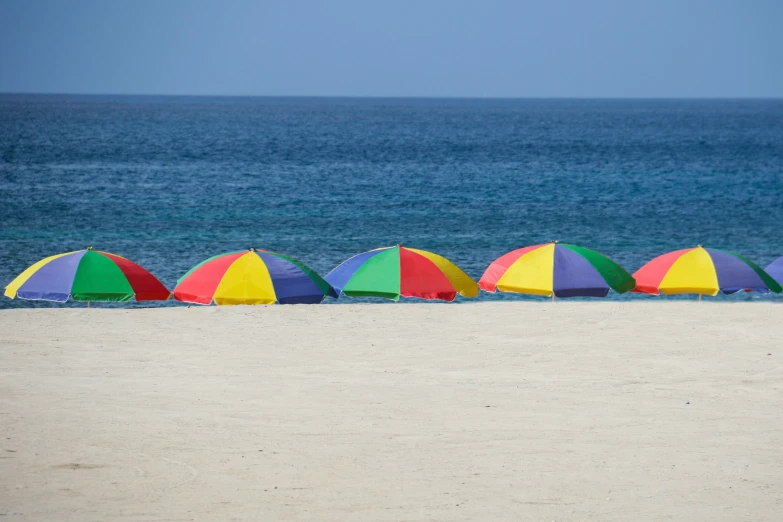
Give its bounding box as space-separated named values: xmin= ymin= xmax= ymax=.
xmin=1 ymin=95 xmax=782 ymax=307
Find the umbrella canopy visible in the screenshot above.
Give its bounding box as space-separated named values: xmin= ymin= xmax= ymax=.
xmin=4 ymin=247 xmax=170 ymax=302
xmin=325 ymin=245 xmax=478 ymax=301
xmin=173 ymin=249 xmax=336 ymax=305
xmin=765 ymin=256 xmax=783 ymax=286
xmin=479 ymin=242 xmax=635 ymax=298
xmin=633 ymin=246 xmax=782 ymax=296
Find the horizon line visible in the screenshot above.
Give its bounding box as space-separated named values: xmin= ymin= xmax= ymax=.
xmin=1 ymin=91 xmax=782 ymax=101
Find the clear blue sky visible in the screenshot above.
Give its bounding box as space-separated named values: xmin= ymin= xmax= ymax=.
xmin=1 ymin=0 xmax=781 ymax=97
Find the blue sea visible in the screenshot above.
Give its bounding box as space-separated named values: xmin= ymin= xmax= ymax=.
xmin=1 ymin=95 xmax=781 ymax=307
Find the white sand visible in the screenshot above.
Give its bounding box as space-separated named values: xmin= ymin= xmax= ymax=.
xmin=0 ymin=303 xmax=781 ymax=521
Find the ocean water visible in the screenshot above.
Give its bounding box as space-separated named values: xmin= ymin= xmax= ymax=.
xmin=1 ymin=95 xmax=782 ymax=307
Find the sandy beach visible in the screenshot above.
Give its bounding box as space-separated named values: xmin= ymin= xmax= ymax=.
xmin=0 ymin=302 xmax=781 ymax=521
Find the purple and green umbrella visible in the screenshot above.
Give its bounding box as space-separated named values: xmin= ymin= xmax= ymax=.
xmin=4 ymin=247 xmax=170 ymax=303
xmin=766 ymin=256 xmax=783 ymax=288
xmin=325 ymin=245 xmax=479 ymax=301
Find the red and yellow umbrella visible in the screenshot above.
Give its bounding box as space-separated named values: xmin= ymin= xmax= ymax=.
xmin=633 ymin=246 xmax=782 ymax=296
xmin=479 ymin=242 xmax=635 ymax=298
xmin=173 ymin=249 xmax=336 ymax=305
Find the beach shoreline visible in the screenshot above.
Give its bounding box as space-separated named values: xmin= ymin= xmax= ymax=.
xmin=1 ymin=303 xmax=781 ymax=521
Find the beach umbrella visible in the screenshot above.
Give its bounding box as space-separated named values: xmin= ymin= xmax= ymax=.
xmin=325 ymin=244 xmax=478 ymax=301
xmin=4 ymin=247 xmax=170 ymax=304
xmin=765 ymin=256 xmax=783 ymax=286
xmin=633 ymin=246 xmax=782 ymax=298
xmin=173 ymin=248 xmax=336 ymax=305
xmin=479 ymin=242 xmax=635 ymax=299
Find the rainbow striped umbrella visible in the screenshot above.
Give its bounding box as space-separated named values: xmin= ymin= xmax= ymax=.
xmin=765 ymin=256 xmax=783 ymax=287
xmin=325 ymin=245 xmax=478 ymax=301
xmin=479 ymin=242 xmax=635 ymax=298
xmin=4 ymin=247 xmax=170 ymax=303
xmin=633 ymin=246 xmax=782 ymax=296
xmin=173 ymin=249 xmax=336 ymax=305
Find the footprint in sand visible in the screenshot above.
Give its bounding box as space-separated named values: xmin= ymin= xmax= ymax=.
xmin=51 ymin=463 xmax=106 ymax=470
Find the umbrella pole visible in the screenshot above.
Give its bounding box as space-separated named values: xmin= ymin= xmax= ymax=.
xmin=552 ymin=293 xmax=555 ymax=303
xmin=87 ymin=301 xmax=91 ymax=308
xmin=698 ymin=294 xmax=702 ymax=303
